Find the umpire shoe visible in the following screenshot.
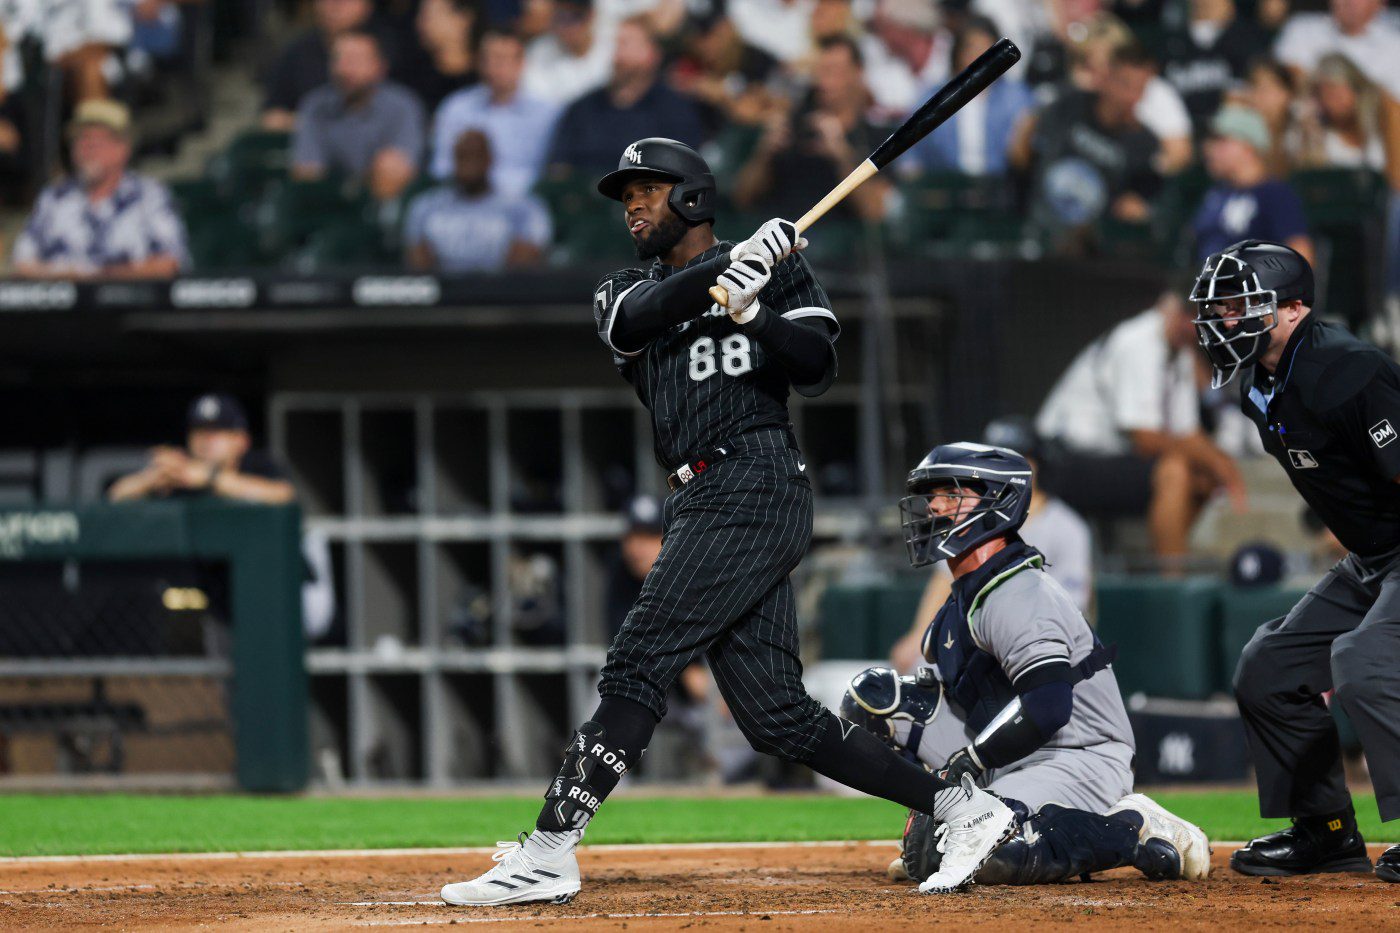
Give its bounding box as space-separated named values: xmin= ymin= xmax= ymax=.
xmin=1230 ymin=813 xmax=1372 ymax=877
xmin=917 ymin=776 xmax=1016 ymax=894
xmin=1377 ymin=844 xmax=1400 ymax=883
xmin=441 ymin=831 xmax=581 ymax=906
xmin=1106 ymin=793 xmax=1211 ymax=880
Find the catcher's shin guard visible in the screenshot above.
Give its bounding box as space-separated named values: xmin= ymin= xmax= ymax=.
xmin=537 ymin=721 xmax=632 ymax=832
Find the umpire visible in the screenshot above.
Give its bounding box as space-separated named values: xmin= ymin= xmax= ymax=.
xmin=1190 ymin=240 xmax=1399 ymax=883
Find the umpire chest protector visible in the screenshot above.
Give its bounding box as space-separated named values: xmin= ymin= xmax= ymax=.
xmin=922 ymin=540 xmax=1043 ymax=732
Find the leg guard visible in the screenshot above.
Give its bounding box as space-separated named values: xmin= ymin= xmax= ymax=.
xmin=975 ymin=804 xmax=1140 ymax=885
xmin=537 ymin=721 xmax=633 ymax=832
xmin=840 ymin=666 xmax=942 ymax=763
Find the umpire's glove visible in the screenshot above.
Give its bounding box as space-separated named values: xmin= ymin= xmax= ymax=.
xmin=938 ymin=745 xmax=987 ymax=785
xmin=730 ymin=218 xmax=807 ymax=267
xmin=716 ymin=256 xmax=771 ymax=323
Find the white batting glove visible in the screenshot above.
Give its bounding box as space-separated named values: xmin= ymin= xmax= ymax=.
xmin=729 ymin=218 xmax=807 ymax=267
xmin=716 ymin=256 xmax=771 ymax=322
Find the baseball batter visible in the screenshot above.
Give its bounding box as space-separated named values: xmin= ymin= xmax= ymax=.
xmin=843 ymin=442 xmax=1211 ymax=884
xmin=441 ymin=138 xmax=1015 ymax=906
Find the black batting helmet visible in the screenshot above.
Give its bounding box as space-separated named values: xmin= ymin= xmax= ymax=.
xmin=1189 ymin=239 xmax=1314 ymax=388
xmin=596 ymin=137 xmax=716 ymax=225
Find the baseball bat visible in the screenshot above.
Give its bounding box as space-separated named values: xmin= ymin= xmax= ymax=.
xmin=709 ymin=36 xmax=1021 ymax=307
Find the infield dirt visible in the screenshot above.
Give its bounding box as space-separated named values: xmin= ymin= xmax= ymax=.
xmin=0 ymin=841 xmax=1395 ymax=930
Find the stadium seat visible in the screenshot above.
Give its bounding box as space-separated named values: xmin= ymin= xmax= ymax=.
xmin=254 ymin=177 xmax=371 ymax=257
xmin=187 ymin=212 xmax=262 ymax=270
xmin=536 ymin=175 xmax=636 ymax=265
xmin=893 ymin=173 xmax=1022 ymax=257
xmin=819 ymin=583 xmax=876 ymax=660
xmin=1095 ymin=576 xmax=1221 ymax=699
xmin=1292 ymin=168 xmax=1386 ymax=329
xmin=290 ymin=222 xmax=391 ymax=272
xmin=205 ymin=130 xmax=291 ymax=202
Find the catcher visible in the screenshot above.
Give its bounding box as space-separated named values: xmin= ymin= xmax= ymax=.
xmin=843 ymin=442 xmax=1212 ymax=885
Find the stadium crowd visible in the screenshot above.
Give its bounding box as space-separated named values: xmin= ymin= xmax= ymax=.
xmin=0 ymin=0 xmax=1396 ymax=286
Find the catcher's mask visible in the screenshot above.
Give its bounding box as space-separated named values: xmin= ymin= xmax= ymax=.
xmin=1189 ymin=239 xmax=1313 ymax=388
xmin=900 ymin=442 xmax=1031 ymax=566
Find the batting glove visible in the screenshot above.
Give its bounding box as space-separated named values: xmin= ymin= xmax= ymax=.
xmin=730 ymin=218 xmax=807 ymax=267
xmin=938 ymin=745 xmax=986 ymax=785
xmin=715 ymin=256 xmax=771 ymax=322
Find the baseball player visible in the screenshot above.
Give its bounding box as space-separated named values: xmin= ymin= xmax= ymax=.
xmin=843 ymin=442 xmax=1211 ymax=885
xmin=441 ymin=138 xmax=1015 ymax=906
xmin=1190 ymin=240 xmax=1399 ymax=883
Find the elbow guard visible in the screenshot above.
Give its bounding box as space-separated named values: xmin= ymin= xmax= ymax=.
xmin=970 ymin=664 xmax=1075 ymax=769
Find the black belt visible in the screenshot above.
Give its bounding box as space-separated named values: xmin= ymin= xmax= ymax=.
xmin=666 ymin=445 xmax=735 ymax=491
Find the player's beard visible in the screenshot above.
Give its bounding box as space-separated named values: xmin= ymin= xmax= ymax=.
xmin=633 ymin=211 xmax=689 ymax=261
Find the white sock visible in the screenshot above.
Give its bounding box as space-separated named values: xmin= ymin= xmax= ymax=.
xmin=523 ymin=828 xmax=580 ymax=860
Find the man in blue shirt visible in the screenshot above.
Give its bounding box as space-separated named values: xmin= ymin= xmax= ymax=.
xmin=430 ymin=29 xmax=559 ymax=198
xmin=292 ymin=30 xmax=425 ymax=201
xmin=1193 ymin=104 xmax=1314 ymax=264
xmin=404 ymin=129 xmax=551 ymax=273
xmin=545 ymin=16 xmax=705 ymax=176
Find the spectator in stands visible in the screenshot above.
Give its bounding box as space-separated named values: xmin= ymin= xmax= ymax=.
xmin=11 ymin=100 xmax=187 ymax=280
xmin=733 ymin=35 xmax=892 ymax=222
xmin=1274 ymin=0 xmax=1400 ymax=102
xmin=904 ymin=14 xmax=1034 ymax=176
xmin=889 ymin=416 xmax=1094 ymax=673
xmin=1193 ymin=104 xmax=1314 ymax=263
xmin=108 ymin=394 xmax=295 ymax=505
xmin=37 ymin=0 xmax=133 ymax=102
xmin=545 ymin=15 xmax=704 ymax=175
xmin=729 ymin=0 xmax=818 ymax=66
xmin=124 ymin=0 xmax=185 ymax=67
xmin=669 ymin=3 xmax=780 ymax=134
xmin=861 ymin=0 xmax=953 ymax=117
xmin=1036 ymin=287 xmax=1246 ymax=564
xmin=431 ymin=29 xmax=557 ymax=197
xmin=522 ymin=0 xmax=613 ymax=106
xmin=1243 ymin=58 xmax=1301 ymax=176
xmin=400 ymin=0 xmax=478 ymax=113
xmin=292 ymin=30 xmax=425 ymax=201
xmin=1294 ymin=53 xmax=1387 ymax=172
xmin=1070 ymin=20 xmax=1193 ymax=174
xmin=404 ymin=129 xmax=551 ymax=273
xmin=1011 ymin=43 xmax=1162 ymax=241
xmin=262 ymin=0 xmax=376 ymax=130
xmin=1160 ymin=0 xmax=1271 ymax=135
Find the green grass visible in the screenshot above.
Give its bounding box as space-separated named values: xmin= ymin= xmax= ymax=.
xmin=0 ymin=791 xmax=1392 ymax=857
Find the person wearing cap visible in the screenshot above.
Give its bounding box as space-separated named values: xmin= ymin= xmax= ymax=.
xmin=1193 ymin=103 xmax=1314 ymax=264
xmin=522 ymin=0 xmax=614 ymax=107
xmin=107 ymin=393 xmax=295 ymax=505
xmin=544 ymin=14 xmax=705 ymax=176
xmin=11 ymin=99 xmax=187 ymax=280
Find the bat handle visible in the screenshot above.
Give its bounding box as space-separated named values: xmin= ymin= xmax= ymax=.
xmin=709 ymin=284 xmax=730 ymax=307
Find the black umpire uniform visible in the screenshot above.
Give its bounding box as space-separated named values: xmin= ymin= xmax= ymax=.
xmin=591 ymin=162 xmax=838 ymax=762
xmin=1191 ymin=240 xmax=1400 ymax=881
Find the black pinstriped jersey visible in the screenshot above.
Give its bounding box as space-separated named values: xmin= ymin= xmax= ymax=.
xmin=592 ymin=241 xmax=837 ymax=468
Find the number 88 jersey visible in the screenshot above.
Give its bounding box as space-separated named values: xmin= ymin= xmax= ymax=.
xmin=592 ymin=241 xmax=838 ymax=468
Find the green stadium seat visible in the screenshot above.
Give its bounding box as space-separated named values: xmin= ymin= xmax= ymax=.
xmin=187 ymin=212 xmax=262 ymax=270
xmin=1095 ymin=575 xmax=1221 ymax=699
xmin=291 ymin=222 xmax=391 ymax=272
xmin=205 ymin=130 xmax=291 ymax=202
xmin=819 ymin=584 xmax=878 ymax=660
xmin=254 ymin=177 xmax=371 ymax=256
xmin=894 ymin=172 xmax=1021 ymax=257
xmin=872 ymin=578 xmax=925 ymax=658
xmin=169 ymin=177 xmax=226 ymax=218
xmin=1292 ymin=168 xmax=1386 ymax=328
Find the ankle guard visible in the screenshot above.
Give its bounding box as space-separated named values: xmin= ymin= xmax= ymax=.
xmin=538 ymin=721 xmax=631 ymax=832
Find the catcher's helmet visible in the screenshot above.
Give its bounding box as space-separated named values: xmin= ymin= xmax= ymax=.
xmin=900 ymin=442 xmax=1032 ymax=566
xmin=1189 ymin=239 xmax=1313 ymax=388
xmin=596 ymin=137 xmax=716 ymax=224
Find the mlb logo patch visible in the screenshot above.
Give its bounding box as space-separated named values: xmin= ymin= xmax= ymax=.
xmin=1371 ymin=419 xmax=1397 ymax=448
xmin=1288 ymin=449 xmax=1318 ymax=470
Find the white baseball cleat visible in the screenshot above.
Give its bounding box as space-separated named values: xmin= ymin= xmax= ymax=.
xmin=441 ymin=833 xmax=581 ymax=906
xmin=1107 ymin=793 xmax=1211 ymax=880
xmin=917 ymin=776 xmax=1016 ymax=894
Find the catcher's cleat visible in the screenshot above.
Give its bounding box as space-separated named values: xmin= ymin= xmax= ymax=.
xmin=916 ymin=776 xmax=1016 ymax=894
xmin=1107 ymin=793 xmax=1211 ymax=880
xmin=1377 ymin=844 xmax=1400 ymax=883
xmin=441 ymin=832 xmax=581 ymax=907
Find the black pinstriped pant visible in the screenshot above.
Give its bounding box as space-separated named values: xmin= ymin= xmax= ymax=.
xmin=598 ymin=427 xmax=827 ymax=762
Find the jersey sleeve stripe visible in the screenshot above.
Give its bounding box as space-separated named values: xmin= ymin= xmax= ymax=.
xmin=782 ymin=307 xmax=838 ymax=325
xmin=605 ymin=280 xmax=648 ymax=359
xmin=1008 ymin=653 xmax=1073 ymax=682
